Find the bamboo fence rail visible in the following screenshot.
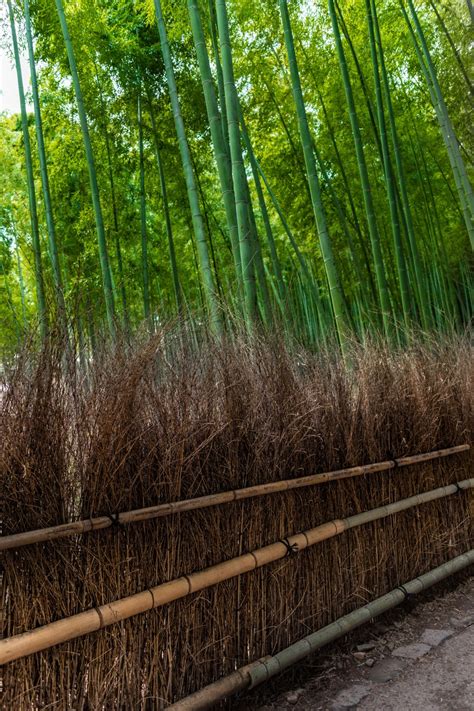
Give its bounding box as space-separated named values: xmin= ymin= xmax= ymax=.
xmin=1 ymin=476 xmax=472 ymax=665
xmin=168 ymin=549 xmax=474 ymax=710
xmin=0 ymin=443 xmax=468 ymax=551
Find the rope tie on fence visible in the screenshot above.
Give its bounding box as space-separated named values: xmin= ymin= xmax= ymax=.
xmin=396 ymin=584 xmax=411 ymax=600
xmin=104 ymin=512 xmax=122 ymax=527
xmin=279 ymin=537 xmax=299 ymax=556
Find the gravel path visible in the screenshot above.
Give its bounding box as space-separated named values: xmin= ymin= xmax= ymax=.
xmin=246 ymin=574 xmax=473 ymax=711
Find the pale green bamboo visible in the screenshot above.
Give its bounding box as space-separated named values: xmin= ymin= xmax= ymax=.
xmin=371 ymin=0 xmax=430 ymax=329
xmin=16 ymin=244 xmax=27 ymax=330
xmin=215 ymin=0 xmax=258 ymax=324
xmin=208 ymin=0 xmax=230 ymax=167
xmin=138 ymin=87 xmax=150 ymax=320
xmin=252 ymin=153 xmax=325 ymax=330
xmin=24 ymin=0 xmax=67 ymax=329
xmin=54 ymin=0 xmax=115 ymax=337
xmin=187 ymin=0 xmax=243 ymax=299
xmin=245 ymin=184 xmax=273 ymax=326
xmin=94 ymin=63 xmax=129 ymax=328
xmin=279 ymin=0 xmax=348 ymax=350
xmin=328 ymin=0 xmax=392 ymax=337
xmin=8 ymin=0 xmax=47 ymax=338
xmin=366 ymin=0 xmax=411 ymax=327
xmin=153 ymin=0 xmax=222 ymax=334
xmin=427 ymin=0 xmax=473 ymax=98
xmin=2 ymin=257 xmax=22 ymax=345
xmin=239 ymin=119 xmax=286 ymax=306
xmin=403 ymin=0 xmax=474 ymax=249
xmin=146 ymin=93 xmax=183 ymax=314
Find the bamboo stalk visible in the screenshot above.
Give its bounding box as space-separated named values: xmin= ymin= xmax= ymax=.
xmin=215 ymin=0 xmax=258 ymax=324
xmin=279 ymin=0 xmax=349 ymax=350
xmin=0 ymin=444 xmax=469 ymax=551
xmin=7 ymin=0 xmax=48 ymax=339
xmin=1 ymin=477 xmax=472 ymax=664
xmin=153 ymin=0 xmax=222 ymax=334
xmin=54 ymin=0 xmax=116 ymax=338
xmin=168 ymin=549 xmax=474 ymax=709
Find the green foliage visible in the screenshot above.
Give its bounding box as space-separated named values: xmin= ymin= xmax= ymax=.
xmin=0 ymin=0 xmax=472 ymax=354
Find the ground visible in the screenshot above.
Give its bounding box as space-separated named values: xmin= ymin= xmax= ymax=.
xmin=239 ymin=574 xmax=474 ymax=711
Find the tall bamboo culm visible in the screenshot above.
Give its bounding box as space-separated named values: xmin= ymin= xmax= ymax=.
xmin=153 ymin=0 xmax=222 ymax=334
xmin=278 ymin=0 xmax=349 ymax=351
xmin=54 ymin=0 xmax=116 ymax=338
xmin=215 ymin=0 xmax=258 ymax=325
xmin=7 ymin=0 xmax=47 ymax=338
xmin=402 ymin=0 xmax=474 ymax=250
xmin=328 ymin=0 xmax=393 ymax=338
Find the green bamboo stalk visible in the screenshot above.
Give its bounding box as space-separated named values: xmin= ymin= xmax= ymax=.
xmin=153 ymin=0 xmax=222 ymax=334
xmin=239 ymin=119 xmax=286 ymax=306
xmin=1 ymin=256 xmax=22 ymax=345
xmin=54 ymin=0 xmax=116 ymax=338
xmin=316 ymin=93 xmax=377 ymax=300
xmin=278 ymin=0 xmax=348 ymax=350
xmin=245 ymin=183 xmax=273 ymax=326
xmin=328 ymin=0 xmax=392 ymax=337
xmin=94 ymin=63 xmax=129 ymax=328
xmin=191 ymin=158 xmax=225 ymax=305
xmin=208 ymin=0 xmax=230 ymax=160
xmin=256 ymin=68 xmax=363 ymax=310
xmin=138 ymin=87 xmax=150 ymax=320
xmin=215 ymin=0 xmax=258 ymax=324
xmin=311 ymin=138 xmax=369 ymax=314
xmin=427 ymin=0 xmax=473 ymax=98
xmin=371 ymin=0 xmax=430 ymax=329
xmin=293 ymin=37 xmax=379 ymax=304
xmin=365 ymin=0 xmax=411 ymax=327
xmin=255 ymin=66 xmax=312 ymax=205
xmin=402 ymin=0 xmax=474 ymax=249
xmin=15 ymin=244 xmax=28 ymax=330
xmin=8 ymin=0 xmax=47 ymax=338
xmin=468 ymin=0 xmax=474 ymax=23
xmin=187 ymin=0 xmax=243 ymax=299
xmin=335 ymin=0 xmax=383 ymax=161
xmin=252 ymin=152 xmax=324 ymax=329
xmin=146 ymin=93 xmax=183 ymax=314
xmin=24 ymin=0 xmax=67 ymax=330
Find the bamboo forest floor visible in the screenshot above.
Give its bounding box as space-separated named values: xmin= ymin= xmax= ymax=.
xmin=246 ymin=573 xmax=474 ymax=711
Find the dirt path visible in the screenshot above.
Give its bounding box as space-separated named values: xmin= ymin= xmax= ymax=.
xmin=247 ymin=575 xmax=473 ymax=711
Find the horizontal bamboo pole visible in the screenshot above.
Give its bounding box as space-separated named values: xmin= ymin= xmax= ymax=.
xmin=1 ymin=477 xmax=472 ymax=665
xmin=168 ymin=549 xmax=474 ymax=710
xmin=1 ymin=443 xmax=469 ymax=551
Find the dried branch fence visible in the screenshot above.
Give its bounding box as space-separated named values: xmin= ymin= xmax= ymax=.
xmin=2 ymin=339 xmax=473 ymax=708
xmin=2 ymin=445 xmax=473 ymax=708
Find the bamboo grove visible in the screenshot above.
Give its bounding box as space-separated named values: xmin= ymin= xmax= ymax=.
xmin=1 ymin=0 xmax=472 ymax=353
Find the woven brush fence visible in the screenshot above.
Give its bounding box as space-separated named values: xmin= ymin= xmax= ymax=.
xmin=1 ymin=335 xmax=473 ymax=708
